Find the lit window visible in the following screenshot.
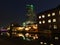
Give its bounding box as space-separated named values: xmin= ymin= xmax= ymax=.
xmin=48 ymin=14 xmax=51 ymax=17
xmin=40 ymin=42 xmax=43 ymax=44
xmin=42 ymin=15 xmax=45 ymax=18
xmin=42 ymin=20 xmax=45 ymax=24
xmin=55 ymin=37 xmax=59 ymax=40
xmin=53 ymin=19 xmax=56 ymax=22
xmin=50 ymin=44 xmax=54 ymax=45
xmin=59 ymin=11 xmax=60 ymax=15
xmin=48 ymin=19 xmax=51 ymax=23
xmin=52 ymin=13 xmax=55 ymax=16
xmin=39 ymin=16 xmax=41 ymax=19
xmin=54 ymin=25 xmax=57 ymax=29
xmin=44 ymin=42 xmax=47 ymax=45
xmin=39 ymin=21 xmax=42 ymax=24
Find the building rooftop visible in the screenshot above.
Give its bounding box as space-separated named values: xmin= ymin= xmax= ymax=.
xmin=37 ymin=5 xmax=60 ymax=15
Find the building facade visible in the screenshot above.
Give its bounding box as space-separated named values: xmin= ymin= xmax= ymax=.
xmin=37 ymin=5 xmax=60 ymax=33
xmin=22 ymin=4 xmax=37 ymax=27
xmin=37 ymin=6 xmax=60 ymax=45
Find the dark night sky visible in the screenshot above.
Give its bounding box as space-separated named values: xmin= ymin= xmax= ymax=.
xmin=0 ymin=0 xmax=60 ymax=26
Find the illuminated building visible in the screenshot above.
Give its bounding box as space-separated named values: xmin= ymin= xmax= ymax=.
xmin=22 ymin=5 xmax=38 ymax=40
xmin=7 ymin=5 xmax=38 ymax=40
xmin=37 ymin=5 xmax=60 ymax=32
xmin=22 ymin=4 xmax=36 ymax=26
xmin=7 ymin=22 xmax=38 ymax=40
xmin=37 ymin=5 xmax=60 ymax=45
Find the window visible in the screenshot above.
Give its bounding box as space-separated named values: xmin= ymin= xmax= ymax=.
xmin=53 ymin=19 xmax=56 ymax=22
xmin=39 ymin=16 xmax=41 ymax=19
xmin=40 ymin=42 xmax=43 ymax=44
xmin=55 ymin=37 xmax=59 ymax=40
xmin=44 ymin=42 xmax=47 ymax=45
xmin=50 ymin=44 xmax=54 ymax=45
xmin=59 ymin=11 xmax=60 ymax=15
xmin=54 ymin=25 xmax=57 ymax=29
xmin=42 ymin=15 xmax=45 ymax=18
xmin=48 ymin=14 xmax=51 ymax=17
xmin=42 ymin=20 xmax=45 ymax=24
xmin=52 ymin=13 xmax=55 ymax=16
xmin=48 ymin=19 xmax=51 ymax=23
xmin=39 ymin=21 xmax=42 ymax=24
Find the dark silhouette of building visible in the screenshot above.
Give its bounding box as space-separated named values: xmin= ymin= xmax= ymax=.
xmin=37 ymin=5 xmax=60 ymax=33
xmin=37 ymin=5 xmax=60 ymax=45
xmin=9 ymin=23 xmax=21 ymax=37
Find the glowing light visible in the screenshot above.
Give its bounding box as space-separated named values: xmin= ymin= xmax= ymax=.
xmin=23 ymin=22 xmax=26 ymax=26
xmin=26 ymin=38 xmax=31 ymax=41
xmin=39 ymin=21 xmax=42 ymax=24
xmin=42 ymin=20 xmax=45 ymax=24
xmin=32 ymin=24 xmax=37 ymax=29
xmin=7 ymin=27 xmax=10 ymax=30
xmin=11 ymin=24 xmax=14 ymax=26
xmin=25 ymin=33 xmax=29 ymax=37
xmin=33 ymin=36 xmax=35 ymax=39
xmin=17 ymin=33 xmax=25 ymax=40
xmin=35 ymin=34 xmax=38 ymax=39
xmin=48 ymin=14 xmax=51 ymax=17
xmin=42 ymin=15 xmax=45 ymax=18
xmin=17 ymin=27 xmax=24 ymax=31
xmin=26 ymin=21 xmax=31 ymax=24
xmin=48 ymin=19 xmax=51 ymax=23
xmin=35 ymin=36 xmax=38 ymax=39
xmin=59 ymin=11 xmax=60 ymax=15
xmin=25 ymin=27 xmax=30 ymax=31
xmin=12 ymin=32 xmax=16 ymax=34
xmin=44 ymin=42 xmax=47 ymax=45
xmin=35 ymin=34 xmax=37 ymax=36
xmin=7 ymin=32 xmax=10 ymax=36
xmin=54 ymin=25 xmax=57 ymax=29
xmin=18 ymin=34 xmax=24 ymax=37
xmin=1 ymin=33 xmax=3 ymax=35
xmin=39 ymin=16 xmax=41 ymax=19
xmin=52 ymin=13 xmax=55 ymax=16
xmin=31 ymin=5 xmax=33 ymax=7
xmin=40 ymin=42 xmax=43 ymax=44
xmin=53 ymin=19 xmax=56 ymax=22
xmin=50 ymin=44 xmax=54 ymax=45
xmin=55 ymin=37 xmax=59 ymax=40
xmin=28 ymin=27 xmax=31 ymax=29
xmin=29 ymin=35 xmax=31 ymax=37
